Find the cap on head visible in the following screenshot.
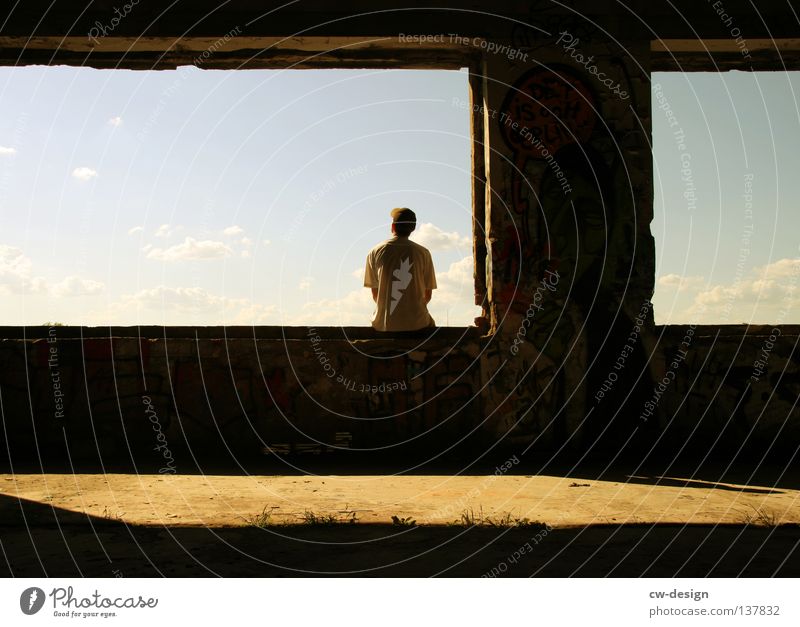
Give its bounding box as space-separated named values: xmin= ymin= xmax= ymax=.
xmin=390 ymin=207 xmax=416 ymax=235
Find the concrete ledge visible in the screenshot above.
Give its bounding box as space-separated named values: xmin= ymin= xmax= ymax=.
xmin=0 ymin=325 xmax=482 ymax=340
xmin=2 ymin=324 xmax=795 ymax=340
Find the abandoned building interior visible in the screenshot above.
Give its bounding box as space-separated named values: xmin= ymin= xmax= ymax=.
xmin=1 ymin=1 xmax=796 ymax=469
xmin=0 ymin=0 xmax=798 ymax=579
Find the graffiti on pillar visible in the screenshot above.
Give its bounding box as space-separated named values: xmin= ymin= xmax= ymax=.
xmin=537 ymin=142 xmax=614 ymax=302
xmin=500 ymin=65 xmax=598 ymax=225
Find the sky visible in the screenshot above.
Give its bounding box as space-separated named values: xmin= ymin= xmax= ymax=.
xmin=0 ymin=66 xmax=798 ymax=327
xmin=651 ymin=71 xmax=800 ymax=324
xmin=0 ymin=66 xmax=477 ymax=326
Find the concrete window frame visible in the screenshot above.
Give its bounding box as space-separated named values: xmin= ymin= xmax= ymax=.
xmin=0 ymin=35 xmax=489 ymax=333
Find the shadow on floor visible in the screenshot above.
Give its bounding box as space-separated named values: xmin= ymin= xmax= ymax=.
xmin=1 ymin=494 xmax=798 ymax=577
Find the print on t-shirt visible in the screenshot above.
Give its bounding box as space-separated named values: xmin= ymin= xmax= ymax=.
xmin=390 ymin=257 xmax=413 ymax=314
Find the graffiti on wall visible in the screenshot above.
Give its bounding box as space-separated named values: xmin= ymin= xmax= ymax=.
xmin=499 ymin=66 xmax=598 ymax=221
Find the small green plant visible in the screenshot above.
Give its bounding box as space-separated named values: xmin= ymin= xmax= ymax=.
xmin=301 ymin=510 xmax=358 ymax=525
xmin=391 ymin=515 xmax=417 ymax=527
xmin=504 ymin=515 xmax=548 ymax=530
xmin=246 ymin=506 xmax=279 ymax=528
xmin=301 ymin=511 xmax=333 ymax=525
xmin=101 ymin=506 xmax=125 ymax=521
xmin=450 ymin=507 xmax=482 ymax=526
xmin=342 ymin=506 xmax=359 ymax=524
xmin=742 ymin=505 xmax=779 ymax=527
xmin=449 ymin=507 xmax=547 ymax=529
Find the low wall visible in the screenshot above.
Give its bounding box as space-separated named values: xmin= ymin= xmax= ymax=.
xmin=638 ymin=325 xmax=799 ymax=460
xmin=0 ymin=326 xmax=485 ymax=469
xmin=0 ymin=324 xmax=796 ymax=469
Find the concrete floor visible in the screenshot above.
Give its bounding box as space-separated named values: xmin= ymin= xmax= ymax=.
xmin=2 ymin=472 xmax=800 ymax=527
xmin=2 ymin=470 xmax=799 ymax=576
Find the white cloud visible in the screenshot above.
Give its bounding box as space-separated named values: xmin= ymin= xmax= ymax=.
xmin=229 ymin=302 xmax=280 ymax=325
xmin=108 ymin=116 xmax=123 ymax=127
xmin=657 ymin=274 xmax=705 ymax=292
xmin=0 ymin=244 xmax=38 ymax=293
xmin=127 ymin=286 xmax=214 ymax=309
xmin=411 ymin=223 xmax=471 ymax=252
xmin=263 ymin=239 xmax=272 ymax=246
xmin=50 ymin=276 xmax=105 ymax=297
xmin=290 ymin=287 xmax=375 ymax=326
xmin=0 ymin=244 xmax=32 ymax=276
xmin=92 ymin=285 xmax=279 ymax=325
xmin=223 ymin=225 xmax=244 ymax=236
xmin=655 ymin=258 xmax=800 ymax=324
xmin=351 ymin=266 xmax=365 ymax=282
xmin=154 ymin=223 xmax=174 ymax=238
xmin=437 ymin=255 xmax=474 ymax=290
xmin=145 ymin=237 xmax=232 ymax=261
xmin=241 ymin=250 xmax=252 ymax=259
xmin=298 ymin=276 xmax=314 ymax=290
xmin=72 ymin=166 xmax=98 ymax=181
xmin=0 ymin=146 xmax=16 ymax=155
xmin=753 ymin=258 xmax=800 ymax=281
xmin=127 ymin=226 xmax=144 ymax=236
xmin=693 ymin=284 xmax=741 ymax=306
xmin=292 ymin=255 xmax=480 ymax=327
xmin=428 ymin=255 xmax=481 ymax=324
xmin=0 ymin=244 xmax=104 ymax=297
xmin=240 ymin=237 xmax=253 ymax=247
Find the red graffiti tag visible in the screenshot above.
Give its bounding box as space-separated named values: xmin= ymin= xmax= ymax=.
xmin=500 ymin=65 xmax=598 ymax=217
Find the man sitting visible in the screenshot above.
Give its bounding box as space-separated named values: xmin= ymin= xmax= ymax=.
xmin=364 ymin=207 xmax=437 ymax=332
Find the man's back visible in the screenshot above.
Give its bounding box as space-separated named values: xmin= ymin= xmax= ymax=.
xmin=365 ymin=236 xmax=436 ymax=332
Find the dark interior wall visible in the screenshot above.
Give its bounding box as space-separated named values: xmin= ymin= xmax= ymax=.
xmin=0 ymin=1 xmax=798 ymax=465
xmin=0 ymin=327 xmax=485 ymax=467
xmin=1 ymin=324 xmax=796 ymax=467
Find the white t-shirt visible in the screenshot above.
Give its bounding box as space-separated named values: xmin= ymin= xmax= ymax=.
xmin=364 ymin=236 xmax=437 ymax=331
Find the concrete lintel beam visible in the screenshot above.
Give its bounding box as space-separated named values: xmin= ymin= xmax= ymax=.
xmin=652 ymin=38 xmax=800 ymax=72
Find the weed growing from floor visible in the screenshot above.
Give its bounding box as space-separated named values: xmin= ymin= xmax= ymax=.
xmin=101 ymin=506 xmax=125 ymax=521
xmin=245 ymin=506 xmax=280 ymax=528
xmin=301 ymin=510 xmax=358 ymax=525
xmin=741 ymin=505 xmax=779 ymax=527
xmin=391 ymin=515 xmax=417 ymax=527
xmin=450 ymin=507 xmax=547 ymax=530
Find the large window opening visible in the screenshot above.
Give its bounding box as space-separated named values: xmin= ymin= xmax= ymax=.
xmin=0 ymin=66 xmax=480 ymax=327
xmin=651 ymin=70 xmax=800 ymax=325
